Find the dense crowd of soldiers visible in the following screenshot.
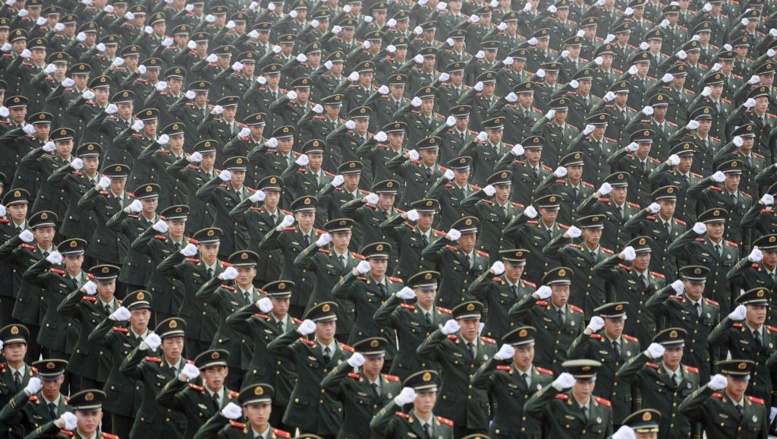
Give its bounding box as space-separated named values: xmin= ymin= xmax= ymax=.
xmin=4 ymin=0 xmax=777 ymax=437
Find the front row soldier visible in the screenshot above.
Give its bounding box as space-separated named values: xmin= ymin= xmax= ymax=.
xmin=471 ymin=326 xmax=554 ymax=438
xmin=24 ymin=389 xmax=115 ymax=439
xmin=679 ymin=360 xmax=769 ymax=439
xmin=0 ymin=359 xmax=70 ymax=437
xmin=369 ymin=370 xmax=455 ymax=439
xmin=192 ymin=383 xmax=291 ymax=439
xmin=523 ymin=359 xmax=614 ymax=439
xmin=610 ymin=409 xmax=663 ymax=439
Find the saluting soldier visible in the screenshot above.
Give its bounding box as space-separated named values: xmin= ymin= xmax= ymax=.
xmin=426 ymin=157 xmax=478 ymax=231
xmin=192 ymin=383 xmax=291 ymax=439
xmin=24 ymin=389 xmax=117 ymax=439
xmin=385 ymin=137 xmax=444 ymax=211
xmin=577 ymin=172 xmax=642 ymax=251
xmin=340 ymin=179 xmax=401 ymax=252
xmin=0 ymin=323 xmax=36 ymax=432
xmin=0 ymin=359 xmax=70 ymax=437
xmin=727 ymin=235 xmax=777 ymax=324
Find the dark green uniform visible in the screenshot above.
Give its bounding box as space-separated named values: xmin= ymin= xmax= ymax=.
xmin=156 ymin=378 xmax=240 ymax=439
xmin=421 ymin=238 xmax=489 ymax=309
xmin=679 ymin=384 xmax=768 ymax=439
xmin=523 ymin=385 xmax=614 ymax=439
xmin=369 ymin=400 xmax=454 ymax=439
xmin=379 ymin=213 xmax=441 ymax=281
xmin=468 ymin=272 xmax=535 ymax=340
xmin=0 ymin=390 xmax=69 ymax=439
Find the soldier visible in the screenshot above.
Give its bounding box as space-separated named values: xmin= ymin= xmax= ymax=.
xmin=280 ymin=140 xmax=334 ymax=210
xmin=416 ymin=301 xmax=496 ymax=437
xmin=48 ymin=142 xmax=102 ymax=242
xmin=0 ymin=359 xmax=69 ymax=437
xmin=594 ymin=237 xmax=666 ymax=349
xmin=493 ymin=136 xmax=552 ymax=207
xmin=532 ymin=97 xmax=580 ymax=170
xmin=392 ymin=86 xmax=444 ymax=147
xmin=577 ymin=172 xmax=642 ymax=251
xmin=646 ymin=266 xmax=721 ymax=382
xmin=379 ymin=198 xmax=441 ymax=281
xmin=459 ymin=117 xmax=514 ymax=187
xmin=607 ymin=129 xmax=661 ymax=206
xmin=267 ymin=301 xmax=353 ymax=438
xmin=709 ymin=288 xmax=777 ymax=408
xmin=192 ymin=383 xmax=291 ymax=439
xmin=197 ymin=96 xmax=242 ymax=157
xmin=427 ymin=156 xmax=477 ymax=231
xmin=23 ymin=389 xmax=115 ymax=439
xmin=572 ymin=314 xmax=644 ymax=426
xmin=0 ymin=324 xmax=35 ymax=415
xmin=119 ymin=317 xmax=188 ymax=439
xmin=647 ymin=142 xmax=701 ymax=225
xmin=88 ymin=291 xmax=152 ymax=439
xmin=679 ymin=360 xmax=768 ymax=439
xmin=385 ymin=136 xmax=444 ymax=210
xmin=667 ymin=208 xmax=739 ymax=315
xmin=568 ymin=112 xmax=617 ymax=188
xmin=510 ymin=267 xmax=585 ymax=374
xmin=534 ymin=151 xmax=595 ymax=227
xmin=712 ymin=124 xmax=765 ymax=198
xmin=0 ymin=189 xmax=28 ymax=326
xmin=156 ymin=349 xmax=239 ymax=439
xmin=369 ymin=370 xmax=454 ymax=439
xmin=316 ymin=161 xmax=365 ymax=230
xmin=523 ymin=359 xmax=614 ymax=439
xmin=727 ymin=235 xmax=777 ymax=323
xmin=321 ymin=337 xmax=401 ymax=439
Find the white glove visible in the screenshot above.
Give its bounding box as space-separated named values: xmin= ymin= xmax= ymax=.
xmin=185 ymin=4 xmax=194 ymax=11
xmin=0 ymin=205 xmax=5 ymax=217
xmin=181 ymin=363 xmax=200 ymax=380
xmin=144 ymin=332 xmax=162 ymax=350
xmin=332 ymin=25 xmax=342 ymax=34
xmin=395 ymin=387 xmax=417 ymax=405
xmin=628 ymin=65 xmax=638 ymax=75
xmin=206 ymin=54 xmax=218 ymax=63
xmin=161 ymin=37 xmax=173 ymax=46
xmin=659 ymin=18 xmax=670 ymax=28
xmin=647 ymin=202 xmax=660 ymax=214
xmin=741 ymin=18 xmax=749 ymax=26
xmin=221 ymin=402 xmax=242 ymax=419
xmin=124 ymin=11 xmax=135 ymax=20
xmin=288 ymin=10 xmax=298 ymax=18
xmin=231 ymin=61 xmax=244 ymax=71
xmin=297 ymin=319 xmax=316 ymax=335
xmin=749 ymin=247 xmax=763 ymax=262
xmin=413 ymin=54 xmax=425 ymax=64
xmin=46 ymin=251 xmax=63 ymax=265
xmin=375 ymin=131 xmax=388 ymax=142
xmin=587 ymin=316 xmax=605 ymax=332
xmin=224 ymin=20 xmax=236 ymax=30
xmin=504 ymin=56 xmax=515 ymax=65
xmin=83 ymin=280 xmax=97 ymax=296
xmin=745 ymin=98 xmax=756 ymax=109
xmin=598 ymin=182 xmax=612 ymax=195
xmin=483 ymin=185 xmax=496 ymax=196
xmin=505 ymin=92 xmax=518 ymax=103
xmin=511 ymin=144 xmax=525 ymax=156
xmin=280 ymin=215 xmax=295 ymax=228
xmin=157 ymin=134 xmax=169 ymax=145
xmin=535 ymin=285 xmax=552 ymax=299
xmin=639 ymin=42 xmax=650 ymax=51
xmin=331 ymin=175 xmax=345 ymax=186
xmin=219 ymin=170 xmax=232 ymax=181
xmin=627 ymin=142 xmax=639 ymax=152
xmin=621 ymin=246 xmax=637 ymax=261
xmin=583 ymin=124 xmax=595 ymax=135
xmin=312 ymin=104 xmax=323 ymax=114
xmin=180 ymin=243 xmax=198 ymax=257
xmin=441 ymin=319 xmax=460 ymax=335
xmin=469 ymin=14 xmax=480 ymax=24
xmin=771 ymin=28 xmax=777 ymax=38
xmin=248 ymin=30 xmax=260 ymax=39
xmin=729 ymin=304 xmax=747 ymax=321
xmin=233 ymin=127 xmax=249 ymax=139
xmin=20 ymin=49 xmax=30 ymax=59
xmin=407 ymin=150 xmax=420 ymax=161
xmin=476 ymin=50 xmax=486 ymax=59
xmin=76 ymin=32 xmax=86 ymax=42
xmin=187 ymin=152 xmax=203 ymax=163
xmin=310 ymin=19 xmax=320 ymax=28
xmin=491 ymin=261 xmax=505 ymax=275
xmin=23 ymin=125 xmax=36 ymax=134
xmin=112 ymin=57 xmax=125 ymax=67
xmin=44 ymin=64 xmax=57 ymax=74
xmin=761 ymin=194 xmax=774 ymax=206
xmin=324 ymin=60 xmax=334 ymax=70
xmin=82 ymin=90 xmax=95 ymax=100
xmin=702 ymin=86 xmax=712 ymax=97
xmin=257 ymin=297 xmax=273 ymax=313
xmin=552 ymin=372 xmax=576 ymax=390
xmin=0 ymin=43 xmax=10 ymax=52
xmin=476 ymin=131 xmax=488 ymax=142
xmin=266 ymin=138 xmax=278 ymax=148
xmin=624 ymin=6 xmax=634 ymax=15
xmin=474 ymin=81 xmax=484 ymax=91
xmin=733 ymin=136 xmax=744 ymax=147
xmin=749 ymin=75 xmax=760 ymax=85
xmin=665 ymin=154 xmax=681 ymax=167
xmin=494 ymin=344 xmax=515 ymax=360
xmin=410 ymin=96 xmax=423 ymax=108
xmin=19 ymin=230 xmax=34 ymax=243
xmin=768 ymin=49 xmax=775 ymax=57
xmin=553 ymin=166 xmax=567 ymax=178
xmin=567 ymin=226 xmax=582 ymax=238
xmin=138 ymin=65 xmax=147 ymax=74
xmin=24 ymin=377 xmax=42 ymax=395
xmin=295 ymin=53 xmax=307 ymax=63
xmin=296 ymin=154 xmax=310 ymax=166
xmin=446 ymin=229 xmax=461 ymax=241
xmin=642 ymin=106 xmax=654 ymax=116
xmin=692 ymin=222 xmax=707 ymax=234
xmin=397 ymin=287 xmax=416 ymax=300
xmin=524 ymin=206 xmax=538 ymax=218
xmin=106 ymin=104 xmax=118 ymax=115
xmin=671 ymin=279 xmax=684 ymax=294
xmin=387 ymin=18 xmax=397 ymax=27
xmin=444 ymin=169 xmax=455 ymax=180
xmin=711 ymin=171 xmax=726 ymax=183
xmin=152 ymin=219 xmax=168 ymax=233
xmin=612 ymin=426 xmax=636 ymax=439
xmin=497 ymin=22 xmax=507 ymax=31
xmin=439 ymin=72 xmax=450 ymax=82
xmin=365 ymin=193 xmax=379 ymax=204
xmin=646 ymin=342 xmax=665 ymax=359
xmin=59 ymin=412 xmax=77 ymax=430
xmin=709 ymin=374 xmax=728 ymax=390
xmin=523 ymin=2 xmax=532 ymax=11
xmin=362 ymin=41 xmax=371 ymax=50
xmin=287 ymin=90 xmax=298 ymax=101
xmin=42 ymin=142 xmax=56 ymax=153
xmin=569 ymin=80 xmax=579 ymax=89
xmin=0 ymin=106 xmax=9 ymax=117
xmin=249 ymin=190 xmax=266 ymax=203
xmin=347 ymin=352 xmax=365 ymax=368
xmin=205 ymin=14 xmax=216 ymax=23
xmin=220 ymin=266 xmax=238 ymax=280
xmin=703 ymin=2 xmax=712 ymax=11
xmin=548 ymin=4 xmax=557 ymax=13
xmin=407 ymin=210 xmax=420 ymax=221
xmin=316 ymin=233 xmax=332 ymax=247
xmin=356 ymin=260 xmax=371 ymax=274
xmin=110 ymin=306 xmax=131 ymax=321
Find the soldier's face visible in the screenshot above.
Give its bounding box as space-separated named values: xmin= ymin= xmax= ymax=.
xmin=394 ymin=47 xmax=407 ymax=62
xmin=230 ymin=169 xmax=245 ymax=187
xmin=550 ymin=284 xmax=569 ymax=308
xmin=723 ymin=173 xmax=740 ymax=192
xmin=746 ymin=304 xmax=767 ymax=327
xmin=414 ymin=391 xmax=436 ymax=415
xmin=10 ymin=106 xmax=26 ymax=123
xmin=504 ymin=262 xmax=524 ymax=282
xmin=709 ymin=84 xmax=723 ymax=99
xmin=110 ymin=177 xmax=126 ymax=194
xmin=7 ymin=203 xmax=27 ymax=222
xmin=270 ymin=297 xmax=289 ymax=318
xmin=30 ymin=47 xmax=45 ymax=63
xmin=572 ymin=379 xmax=595 ymax=401
xmin=359 ymin=72 xmax=373 ymax=87
xmin=610 ymin=186 xmax=627 ymax=204
xmin=243 ymin=403 xmax=271 ymax=429
xmin=420 ymin=149 xmax=437 ymax=166
xmin=449 ymin=70 xmax=463 ymax=86
xmin=511 ymin=59 xmax=525 ymax=72
xmin=130 ymin=308 xmax=150 ymax=332
xmin=324 ymin=104 xmax=341 ymax=119
xmin=652 ymin=106 xmax=666 ymax=121
xmin=41 ymin=376 xmax=64 ymax=400
xmin=482 ymin=82 xmax=495 ymax=97
xmin=1 ymin=341 xmax=27 ymax=364
xmin=458 ymin=317 xmax=480 ymax=341
xmin=566 ymin=164 xmax=583 ymax=182
xmin=75 ymin=410 xmax=103 ymax=435
xmin=513 ymin=344 xmax=534 ymax=369
xmin=295 ymin=88 xmax=310 ymax=104
xmin=262 ymin=190 xmax=280 ymax=209
xmin=354 ymin=117 xmax=369 ymax=134
xmin=388 ymin=132 xmax=404 ymax=148
xmin=363 ymin=356 xmax=384 ymax=376
xmin=633 ymin=252 xmax=650 ymax=272
xmin=307 ymin=152 xmax=323 ymax=170
xmin=422 ymin=56 xmax=435 ymax=70
xmin=141 ymin=197 xmax=157 ymax=215
xmin=167 ymin=219 xmax=185 ymax=240
xmin=677 ymin=155 xmax=692 ymax=172
xmin=636 ymin=141 xmax=651 ymax=159
xmin=682 ymin=280 xmax=704 ymax=300
xmin=577 ymin=79 xmax=591 ymax=95
xmin=378 ymin=193 xmax=395 ymax=210
xmin=96 ymin=279 xmax=116 ymax=301
xmin=64 ymin=254 xmax=84 ymax=274
xmin=168 ymin=78 xmax=182 ymax=93
xmin=202 ymin=365 xmax=228 ymax=392
xmin=735 ymin=46 xmax=748 ymax=58
xmin=420 ymin=98 xmax=434 ymax=115
xmin=117 ymin=102 xmax=133 ymax=119
xmin=566 ymin=45 xmax=580 ymax=59
xmin=343 ymin=172 xmax=360 ymax=191
xmin=162 ymin=336 xmax=184 ymax=362
xmin=33 ymin=226 xmax=55 ymax=248
xmin=369 ymin=257 xmax=388 ymax=278
xmin=727 ymin=376 xmax=749 ymax=400
xmin=760 ymin=73 xmax=774 ymax=87
xmin=524 ymin=148 xmax=541 ymax=164
xmin=167 ymin=134 xmax=184 ymax=151
xmin=672 ymin=75 xmax=686 ymax=89
xmin=517 ymin=92 xmax=533 ymax=108
xmin=756 ymin=96 xmax=769 ymax=114
xmin=494 ymin=183 xmax=511 ymax=202
xmin=457 ymin=232 xmax=476 ymax=253
xmin=705 ymin=221 xmax=725 ymax=240
xmin=544 ymin=71 xmax=557 ymax=85
xmin=614 ymin=92 xmax=627 ymax=106
xmin=604 ymin=317 xmax=624 ymax=340
xmin=487 ymin=128 xmax=502 ymax=144
xmin=198 ymin=244 xmax=219 ymax=264
xmin=762 ymin=249 xmax=777 ymax=270
xmin=330 ymin=231 xmax=351 ymax=251
xmin=582 ymin=227 xmax=601 ymax=246
xmin=143 ymin=119 xmax=157 ymax=137
xmin=295 ymin=211 xmax=315 ymax=231
xmin=11 ymin=39 xmax=26 ymax=55
xmin=315 ymin=320 xmax=336 ymax=343
xmin=417 ymin=213 xmax=434 ymax=230
xmin=720 ymin=60 xmax=733 ymax=74
xmin=582 ymin=27 xmax=595 ymax=39
xmin=34 ymin=123 xmax=50 ymax=139
xmin=453 ymin=168 xmax=469 ymax=185
xmin=174 ymin=34 xmax=189 ymax=48
xmin=416 ymin=288 xmax=436 ymax=308
xmin=306 ymin=52 xmax=321 ymax=66
xmin=222 ymin=105 xmax=237 ymax=121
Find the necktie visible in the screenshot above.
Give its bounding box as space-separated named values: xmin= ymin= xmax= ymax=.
xmin=573 ymin=187 xmax=579 ymax=200
xmin=15 ymin=226 xmax=20 ymax=233
xmin=582 ymin=406 xmax=589 ymax=422
xmin=532 ymin=167 xmax=538 ymax=179
xmin=715 ymin=244 xmax=722 ymax=257
xmin=304 ymin=234 xmax=310 ymax=246
xmin=466 ymin=254 xmax=472 ymax=269
xmin=378 ymin=283 xmax=387 ymax=297
xmin=755 ymin=331 xmax=762 ymax=349
xmin=590 ymin=251 xmax=596 ymax=261
xmin=673 ymin=373 xmax=681 ymax=386
xmin=638 ymin=274 xmax=648 ymax=291
xmin=174 ymin=242 xmax=181 ymax=251
xmin=520 ymin=373 xmax=529 ymax=387
xmin=104 ymin=304 xmax=111 ymax=316
xmin=323 ymin=346 xmax=331 ymax=363
xmin=270 ymin=214 xmax=276 ymax=224
xmin=13 ymin=371 xmax=21 ymax=388
xmin=372 ymin=383 xmax=379 ymax=397
xmin=467 ymin=342 xmax=475 ymax=358
xmin=276 ymin=319 xmax=284 ymax=332
xmin=425 ymin=312 xmax=432 ymax=325
xmin=207 ymin=268 xmax=213 ymax=278
xmin=736 ymin=404 xmax=743 ymax=418
xmin=694 ymin=302 xmax=701 ymax=317
xmin=339 ymin=255 xmax=346 ymax=268
xmin=244 ymin=290 xmax=251 ymax=304
xmin=682 ymin=174 xmax=690 ymax=186
xmin=171 ymin=366 xmax=177 ymax=376
xmin=48 ymin=402 xmax=57 ymax=419
xmin=42 ymin=251 xmax=49 ymax=258
xmin=640 ymin=161 xmax=646 ymax=172
xmin=423 ymin=423 xmax=432 ymax=439
xmin=421 ymin=234 xmax=429 ymax=247
xmin=558 ymin=308 xmax=565 ymax=324
xmin=547 ymin=228 xmax=553 ymax=240
xmin=315 ymin=173 xmax=320 ymax=186
xmin=512 ymin=285 xmax=520 ymax=298
xmin=612 ymin=341 xmax=620 ymax=356
xmin=730 ymin=193 xmax=736 ymax=204
xmin=212 ymin=392 xmax=220 ymax=411
xmin=394 ymin=100 xmax=400 ymax=111
xmin=425 ymin=167 xmax=432 ymax=178
xmin=664 ymin=222 xmax=670 ymax=236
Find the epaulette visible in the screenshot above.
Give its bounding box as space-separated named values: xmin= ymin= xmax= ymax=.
xmin=619 ymin=264 xmax=631 ymax=271
xmin=476 ymin=250 xmax=489 ymax=258
xmin=727 ymin=241 xmax=738 ymax=247
xmin=230 ymin=421 xmax=246 ymax=429
xmin=395 ymin=411 xmax=410 ymax=419
xmin=438 ymin=307 xmax=452 ymax=314
xmin=21 ymin=62 xmax=32 ymax=67
xmin=154 ymin=235 xmax=167 ymax=241
xmin=536 ymin=300 xmax=548 ymax=306
xmin=570 ymin=305 xmax=584 ymax=313
xmin=559 ymin=224 xmax=569 ymax=229
xmin=222 ymin=285 xmax=235 ymax=291
xmin=445 ymin=244 xmax=459 ymax=252
xmin=383 ymin=374 xmax=400 ymax=382
xmin=481 ymin=336 xmax=496 ymax=344
xmin=675 ymin=219 xmax=687 ymax=226
xmin=347 ymin=372 xmax=361 ymax=380
xmin=272 ymin=428 xmax=291 ymax=438
xmin=734 ymin=323 xmax=743 ymax=328
xmin=50 ymin=268 xmax=65 ymax=274
xmin=583 ymin=181 xmax=594 ymax=188
xmin=400 ymin=303 xmax=416 ymax=310
xmin=695 ymin=238 xmax=705 ymax=242
xmin=569 ymin=244 xmax=582 ymax=249
xmin=482 ymin=199 xmax=493 ymax=205
xmin=623 ymin=334 xmax=638 ymax=343
xmin=555 ymin=394 xmax=569 ymax=400
xmin=767 ymin=325 xmax=777 ymax=333
xmin=340 ymin=343 xmax=355 ymax=352
xmin=113 ymin=326 xmax=128 ymax=333
xmin=299 ymin=337 xmax=315 ymax=346
xmin=556 ymin=179 xmax=566 ymax=184
xmin=389 ymin=276 xmax=403 ymax=283
xmin=497 ymin=365 xmax=511 ymax=371
xmin=685 ymin=366 xmax=699 ymax=374
xmin=283 ymin=227 xmax=296 ymax=231
xmin=82 ymin=296 xmax=97 ymax=302
xmin=733 ymin=74 xmax=743 ymax=80
xmin=748 ymin=396 xmax=765 ymax=405
xmin=188 ymin=383 xmax=204 ymax=391
xmin=595 ymin=396 xmax=611 ymax=407
xmin=436 ymin=416 xmax=454 ymax=427
xmin=447 ymin=334 xmax=458 ymax=340
xmin=29 ymin=395 xmax=39 ymax=401
xmin=590 ymin=333 xmax=602 ymax=338
xmin=651 ymin=271 xmax=665 ymax=279
xmin=602 ymin=248 xmax=614 ymax=254
xmin=711 ymin=392 xmax=723 ymax=399
xmin=185 ymin=258 xmax=200 ymax=263
xmin=523 ymin=280 xmax=536 ymax=288
xmin=229 ymin=390 xmax=239 ymax=398
xmin=535 ymin=366 xmax=553 ymax=376
xmin=146 ymin=356 xmax=162 ymax=363
xmin=60 ymin=431 xmax=75 ymax=436
xmin=253 ymin=313 xmax=269 ymax=320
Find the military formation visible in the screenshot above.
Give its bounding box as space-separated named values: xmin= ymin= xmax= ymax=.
xmin=4 ymin=0 xmax=777 ymax=438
